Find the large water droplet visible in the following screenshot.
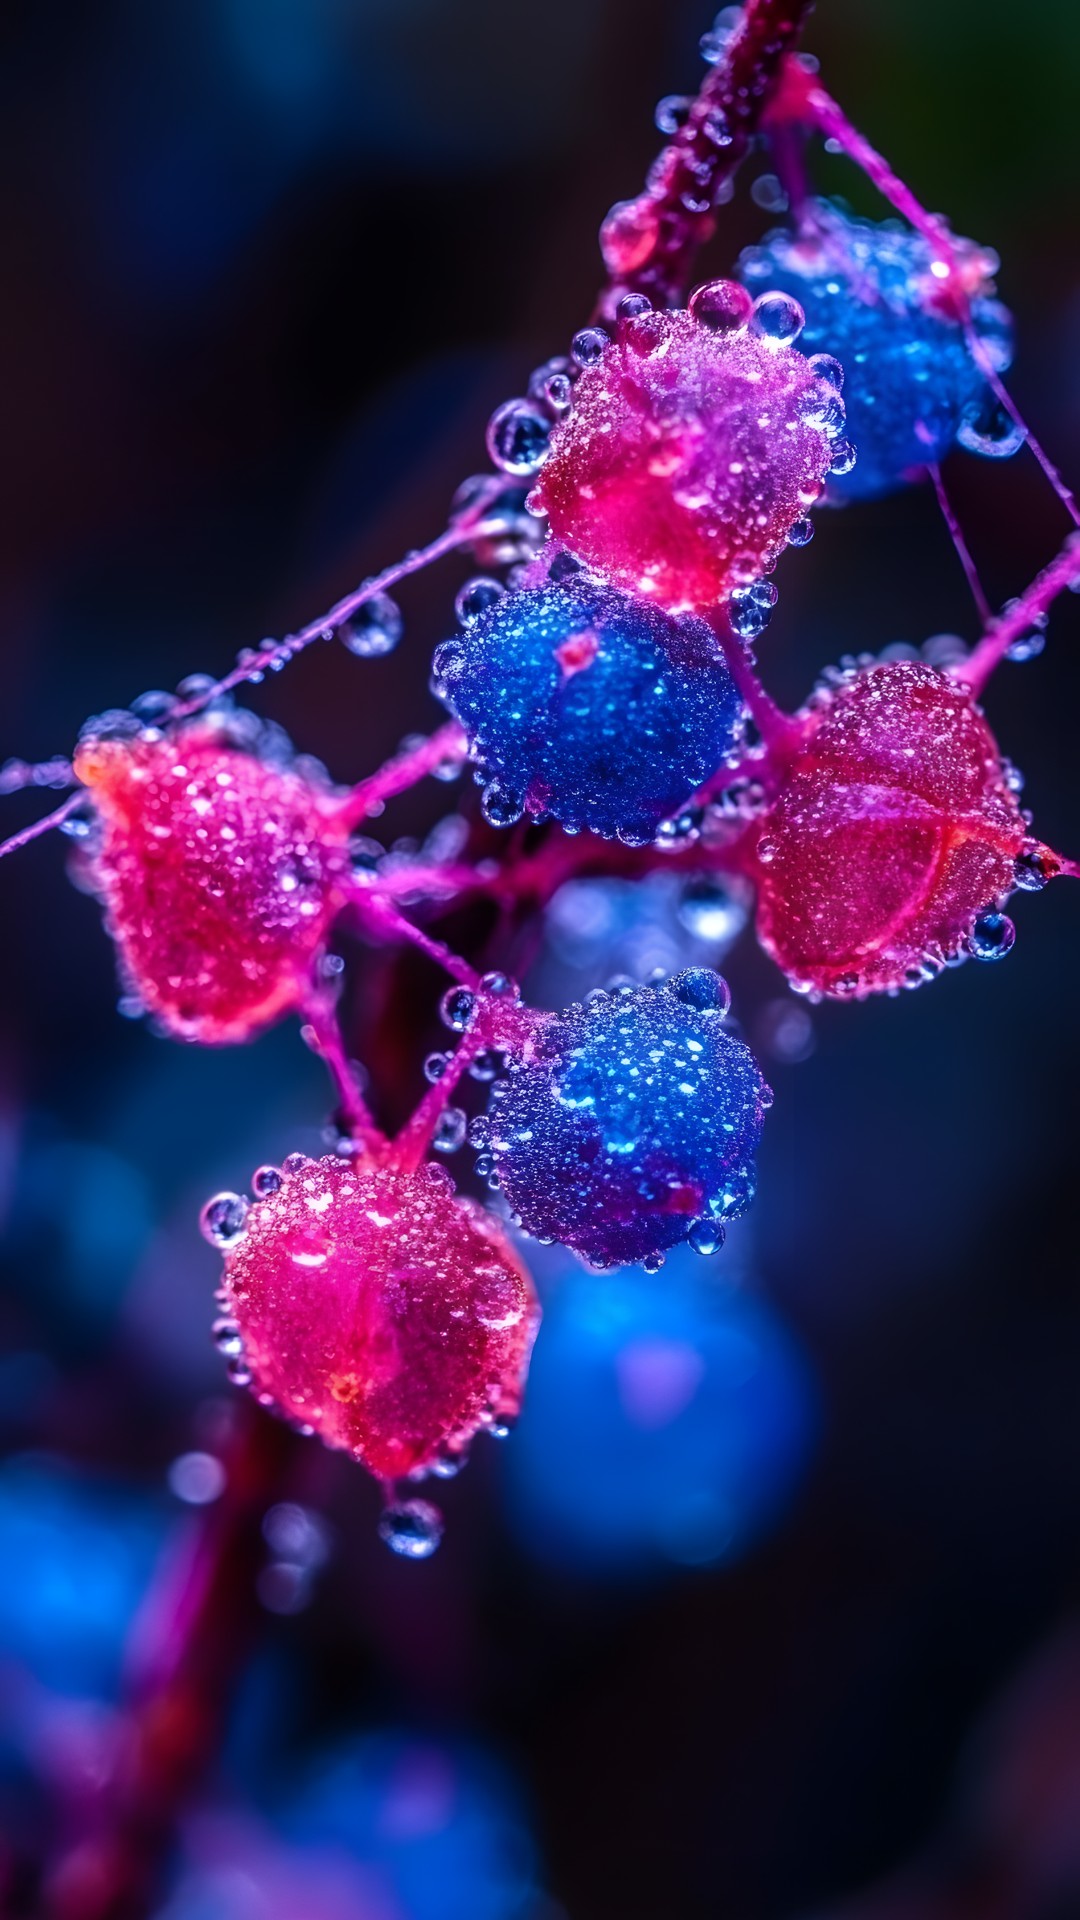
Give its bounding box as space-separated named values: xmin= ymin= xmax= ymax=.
xmin=200 ymin=1192 xmax=249 ymax=1249
xmin=339 ymin=593 xmax=403 ymax=658
xmin=486 ymin=399 xmax=551 ymax=477
xmin=378 ymin=1498 xmax=444 ymax=1559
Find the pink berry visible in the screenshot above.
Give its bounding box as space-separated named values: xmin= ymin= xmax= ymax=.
xmin=750 ymin=662 xmax=1029 ymax=997
xmin=215 ymin=1156 xmax=539 ymax=1481
xmin=534 ymin=287 xmax=839 ymax=611
xmin=73 ymin=723 xmax=353 ymax=1044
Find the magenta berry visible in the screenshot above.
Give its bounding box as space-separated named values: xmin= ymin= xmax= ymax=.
xmin=534 ymin=286 xmax=841 ymax=611
xmin=433 ymin=573 xmax=745 ymax=841
xmin=213 ymin=1155 xmax=539 ymax=1482
xmin=73 ymin=721 xmax=353 ymax=1043
xmin=750 ymin=661 xmax=1030 ymax=997
xmin=488 ymin=973 xmax=770 ymax=1268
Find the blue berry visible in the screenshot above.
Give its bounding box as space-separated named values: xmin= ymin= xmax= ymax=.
xmin=738 ymin=201 xmax=1013 ymax=500
xmin=488 ymin=975 xmax=769 ymax=1267
xmin=433 ymin=576 xmax=744 ymax=843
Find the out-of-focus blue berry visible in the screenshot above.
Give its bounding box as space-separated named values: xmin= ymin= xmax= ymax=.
xmin=432 ymin=572 xmax=744 ymax=844
xmin=507 ymin=1247 xmax=817 ymax=1574
xmin=489 ymin=973 xmax=769 ymax=1266
xmin=0 ymin=1457 xmax=165 ymax=1697
xmin=738 ymin=201 xmax=1013 ymax=500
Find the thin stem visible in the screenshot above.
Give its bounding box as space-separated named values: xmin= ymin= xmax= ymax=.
xmin=339 ymin=722 xmax=467 ymax=832
xmin=168 ymin=482 xmax=508 ymax=725
xmin=928 ymin=462 xmax=992 ymax=626
xmin=299 ymin=989 xmax=385 ymax=1154
xmin=708 ymin=612 xmax=802 ymax=755
xmin=0 ymin=791 xmax=84 ymax=863
xmin=954 ymin=533 xmax=1080 ymax=697
xmin=393 ymin=998 xmax=535 ymax=1172
xmin=596 ymin=0 xmax=814 ymax=315
xmin=773 ymin=61 xmax=1080 ymax=530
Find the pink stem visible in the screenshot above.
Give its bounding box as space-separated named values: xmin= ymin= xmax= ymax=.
xmin=709 ymin=613 xmax=802 ymax=755
xmin=775 ymin=62 xmax=1080 ymax=530
xmin=393 ymin=998 xmax=535 ymax=1172
xmin=299 ymin=989 xmax=385 ymax=1154
xmin=0 ymin=791 xmax=84 ymax=863
xmin=596 ymin=0 xmax=814 ymax=315
xmin=339 ymin=722 xmax=467 ymax=831
xmin=167 ymin=482 xmax=508 ymax=725
xmin=928 ymin=462 xmax=992 ymax=626
xmin=955 ymin=533 xmax=1080 ymax=697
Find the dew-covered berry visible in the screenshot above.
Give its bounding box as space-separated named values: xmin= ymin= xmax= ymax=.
xmin=216 ymin=1156 xmax=539 ymax=1482
xmin=751 ymin=661 xmax=1028 ymax=997
xmin=433 ymin=574 xmax=744 ymax=843
xmin=533 ymin=288 xmax=838 ymax=610
xmin=738 ymin=202 xmax=1013 ymax=500
xmin=73 ymin=720 xmax=353 ymax=1044
xmin=488 ymin=973 xmax=770 ymax=1267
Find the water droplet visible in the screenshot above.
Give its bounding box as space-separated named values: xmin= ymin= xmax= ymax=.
xmin=433 ymin=1106 xmax=467 ymax=1154
xmin=431 ymin=638 xmax=466 ymax=687
xmin=750 ymin=291 xmax=805 ymax=345
xmin=339 ymin=593 xmax=403 ymax=658
xmin=654 ymin=93 xmax=691 ymax=134
xmin=424 ymin=1050 xmax=452 ymax=1083
xmin=486 ymin=399 xmax=551 ymax=477
xmin=480 ymin=970 xmax=520 ymax=1000
xmin=1013 ymin=844 xmax=1053 ymax=892
xmin=968 ymin=911 xmax=1016 ymax=960
xmin=642 ymin=1251 xmax=666 ymax=1274
xmin=226 ymin=1356 xmax=253 ymax=1388
xmin=200 ymin=1192 xmax=249 ymax=1249
xmin=212 ymin=1318 xmax=244 ymax=1357
xmin=671 ymin=967 xmax=730 ymax=1014
xmin=828 ymin=439 xmax=857 ymax=476
xmin=956 ymin=399 xmax=1026 ymax=460
xmin=571 ymin=327 xmax=609 ymax=369
xmin=786 ymin=517 xmax=814 ymax=547
xmin=455 ymin=577 xmax=504 ymax=626
xmin=440 ymin=986 xmax=477 ymax=1032
xmin=688 ymin=1218 xmax=725 ymax=1256
xmin=728 ymin=588 xmax=771 ymax=639
xmin=469 ymin=1048 xmax=502 ymax=1081
xmin=678 ymin=877 xmax=746 ymax=945
xmin=378 ymin=1498 xmax=444 ymax=1559
xmin=807 ymin=353 xmax=844 ymax=390
xmin=481 ymin=780 xmax=525 ymax=828
xmin=688 ymin=278 xmax=753 ymax=333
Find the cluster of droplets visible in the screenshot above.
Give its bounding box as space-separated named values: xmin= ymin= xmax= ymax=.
xmin=738 ymin=200 xmax=1014 ymax=499
xmin=481 ymin=970 xmax=770 ymax=1270
xmin=201 ymin=1150 xmax=539 ymax=1554
xmin=433 ymin=562 xmax=746 ymax=844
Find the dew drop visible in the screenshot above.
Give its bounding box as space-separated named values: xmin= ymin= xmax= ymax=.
xmin=440 ymin=986 xmax=477 ymax=1032
xmin=749 ymin=291 xmax=805 ymax=345
xmin=455 ymin=577 xmax=505 ymax=626
xmin=339 ymin=593 xmax=403 ymax=658
xmin=688 ymin=1218 xmax=725 ymax=1256
xmin=433 ymin=1106 xmax=467 ymax=1154
xmin=486 ymin=399 xmax=552 ymax=477
xmin=968 ymin=911 xmax=1016 ymax=960
xmin=570 ymin=327 xmax=609 ymax=369
xmin=378 ymin=1498 xmax=444 ymax=1559
xmin=688 ymin=278 xmax=753 ymax=333
xmin=200 ymin=1192 xmax=249 ymax=1249
xmin=671 ymin=967 xmax=730 ymax=1014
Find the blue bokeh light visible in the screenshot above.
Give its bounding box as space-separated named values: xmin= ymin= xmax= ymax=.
xmin=506 ymin=1247 xmax=818 ymax=1574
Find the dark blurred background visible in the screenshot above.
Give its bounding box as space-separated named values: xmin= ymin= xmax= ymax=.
xmin=2 ymin=2 xmax=1080 ymax=1916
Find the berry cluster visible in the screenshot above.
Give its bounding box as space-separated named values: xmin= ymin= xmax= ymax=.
xmin=3 ymin=1 xmax=1078 ymax=1562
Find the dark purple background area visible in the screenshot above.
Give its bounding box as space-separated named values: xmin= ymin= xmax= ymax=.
xmin=1 ymin=1 xmax=1080 ymax=1914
